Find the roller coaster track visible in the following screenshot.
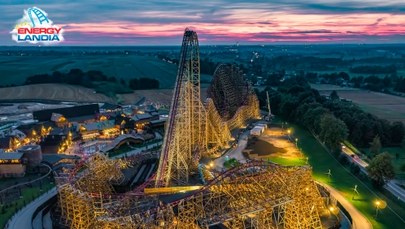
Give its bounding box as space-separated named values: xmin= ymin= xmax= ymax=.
xmin=56 ymin=29 xmax=324 ymax=228
xmin=155 ymin=29 xmax=202 ymax=187
xmin=27 ymin=8 xmax=49 ymax=27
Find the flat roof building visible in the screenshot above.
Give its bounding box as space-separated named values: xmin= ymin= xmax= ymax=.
xmin=0 ymin=153 xmax=26 ymax=177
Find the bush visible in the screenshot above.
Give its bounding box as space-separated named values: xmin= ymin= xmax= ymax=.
xmin=401 ymin=164 xmax=405 ymax=172
xmin=350 ymin=164 xmax=361 ymax=176
xmin=338 ymin=154 xmax=349 ymax=165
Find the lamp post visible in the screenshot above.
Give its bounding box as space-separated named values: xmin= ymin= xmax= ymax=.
xmin=209 ymin=161 xmax=214 ymax=169
xmin=374 ymin=199 xmax=387 ymax=218
xmin=329 ymin=205 xmax=340 ymax=225
xmin=295 ymin=138 xmax=298 ymax=147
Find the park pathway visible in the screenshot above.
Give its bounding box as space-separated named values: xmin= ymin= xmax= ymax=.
xmin=319 ymin=183 xmax=372 ymax=229
xmin=5 ymin=187 xmax=57 ymax=229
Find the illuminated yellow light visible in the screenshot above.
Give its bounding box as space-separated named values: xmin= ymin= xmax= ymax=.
xmin=209 ymin=161 xmax=214 ymax=168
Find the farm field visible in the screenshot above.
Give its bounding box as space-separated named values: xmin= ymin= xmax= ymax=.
xmin=0 ymin=84 xmax=210 ymax=105
xmin=312 ymin=84 xmax=405 ymax=123
xmin=0 ymin=54 xmax=208 ymax=89
xmin=0 ymin=83 xmax=114 ymax=103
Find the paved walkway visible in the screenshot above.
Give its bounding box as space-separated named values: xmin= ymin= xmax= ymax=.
xmin=213 ymin=126 xmax=372 ymax=229
xmin=319 ymin=183 xmax=372 ymax=229
xmin=213 ymin=131 xmax=249 ymax=170
xmin=6 ymin=187 xmax=57 ymax=229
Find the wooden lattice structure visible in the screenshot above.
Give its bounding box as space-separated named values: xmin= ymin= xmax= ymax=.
xmin=57 ymin=29 xmax=324 ymax=229
xmin=58 ymin=160 xmax=324 ymax=229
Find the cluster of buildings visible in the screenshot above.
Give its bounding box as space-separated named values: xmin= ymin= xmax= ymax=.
xmin=0 ymin=102 xmax=167 ymax=177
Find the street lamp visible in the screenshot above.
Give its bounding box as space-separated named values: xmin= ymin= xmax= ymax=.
xmin=329 ymin=206 xmax=339 ymax=215
xmin=209 ymin=161 xmax=214 ymax=168
xmin=329 ymin=205 xmax=340 ymax=223
xmin=295 ymin=138 xmax=298 ymax=147
xmin=374 ymin=199 xmax=387 ymax=218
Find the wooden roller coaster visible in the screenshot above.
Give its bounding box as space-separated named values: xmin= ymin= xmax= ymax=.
xmin=56 ymin=29 xmax=325 ymax=229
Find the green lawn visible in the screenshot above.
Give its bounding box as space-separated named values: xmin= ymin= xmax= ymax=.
xmin=267 ymin=156 xmax=307 ymax=166
xmin=223 ymin=158 xmax=241 ymax=169
xmin=0 ymin=180 xmax=55 ymax=229
xmin=272 ymin=117 xmax=405 ymax=229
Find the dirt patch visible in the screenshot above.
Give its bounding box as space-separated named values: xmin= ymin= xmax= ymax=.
xmin=246 ymin=127 xmax=303 ymax=159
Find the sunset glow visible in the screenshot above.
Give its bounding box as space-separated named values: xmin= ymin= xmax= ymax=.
xmin=1 ymin=0 xmax=405 ymax=45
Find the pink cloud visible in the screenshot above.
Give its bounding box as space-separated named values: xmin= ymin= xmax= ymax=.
xmin=59 ymin=11 xmax=405 ymax=43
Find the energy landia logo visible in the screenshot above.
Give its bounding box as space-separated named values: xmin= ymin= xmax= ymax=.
xmin=10 ymin=7 xmax=64 ymax=45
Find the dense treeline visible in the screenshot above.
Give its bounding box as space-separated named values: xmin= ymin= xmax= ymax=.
xmin=257 ymin=76 xmax=404 ymax=150
xmin=157 ymin=53 xmax=218 ymax=76
xmin=26 ymin=69 xmax=116 ymax=86
xmin=200 ymin=58 xmax=218 ymax=75
xmin=128 ymin=78 xmax=159 ymax=90
xmin=349 ymin=65 xmax=397 ymax=74
xmin=267 ymin=69 xmax=405 ymax=94
xmin=24 ymin=69 xmax=159 ymax=91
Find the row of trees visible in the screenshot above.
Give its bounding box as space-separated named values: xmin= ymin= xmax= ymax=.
xmin=25 ymin=69 xmax=116 ymax=86
xmin=323 ymin=92 xmax=404 ymax=146
xmin=280 ymin=69 xmax=405 ymax=94
xmin=349 ymin=65 xmax=397 ymax=74
xmin=350 ymin=75 xmax=405 ymax=93
xmin=256 ymin=76 xmax=400 ymax=187
xmin=24 ymin=69 xmax=160 ymax=91
xmin=128 ymin=78 xmax=159 ymax=90
xmin=257 ymin=76 xmax=404 ymax=149
xmin=257 ymin=77 xmax=349 ymax=152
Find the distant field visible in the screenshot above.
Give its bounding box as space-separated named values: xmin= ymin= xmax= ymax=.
xmin=312 ymin=84 xmax=405 ymax=123
xmin=0 ymin=54 xmax=213 ymax=89
xmin=0 ymin=84 xmax=211 ymax=105
xmin=0 ymin=83 xmax=114 ymax=103
xmin=0 ymin=54 xmax=177 ymax=88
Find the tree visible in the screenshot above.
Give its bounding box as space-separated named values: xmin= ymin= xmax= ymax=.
xmin=367 ymin=152 xmax=395 ymax=187
xmin=370 ymin=135 xmax=382 ymax=158
xmin=120 ymin=78 xmax=126 ymax=85
xmin=390 ymin=121 xmax=405 ymax=144
xmin=319 ymin=114 xmax=348 ymax=152
xmin=350 ymin=163 xmax=361 ymax=176
xmin=330 ymin=90 xmax=339 ymax=100
xmin=401 ymin=164 xmax=405 ymax=173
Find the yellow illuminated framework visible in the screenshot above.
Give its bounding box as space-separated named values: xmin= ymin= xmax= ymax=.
xmin=57 ymin=29 xmax=325 ymax=229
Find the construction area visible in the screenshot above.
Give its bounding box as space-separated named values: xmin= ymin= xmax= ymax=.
xmin=55 ymin=29 xmax=331 ymax=229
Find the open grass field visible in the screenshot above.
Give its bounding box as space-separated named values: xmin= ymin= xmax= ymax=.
xmin=0 ymin=54 xmax=212 ymax=89
xmin=0 ymin=83 xmax=114 ymax=103
xmin=271 ymin=116 xmax=405 ymax=229
xmin=312 ymin=84 xmax=405 ymax=123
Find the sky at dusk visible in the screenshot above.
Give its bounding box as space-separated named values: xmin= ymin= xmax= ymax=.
xmin=1 ymin=0 xmax=405 ymax=45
